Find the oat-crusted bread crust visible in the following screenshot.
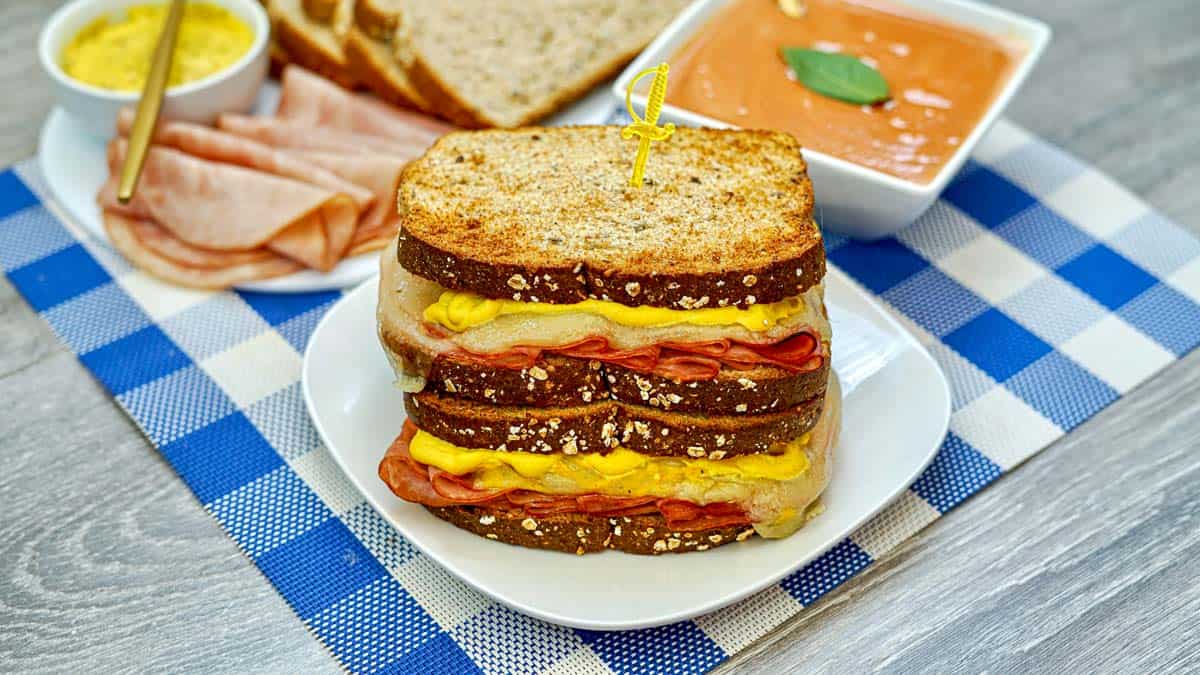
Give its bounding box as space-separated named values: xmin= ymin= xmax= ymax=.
xmin=393 ymin=0 xmax=689 ymax=129
xmin=404 ymin=390 xmax=825 ymax=458
xmin=426 ymin=506 xmax=754 ymax=555
xmin=397 ymin=127 xmax=824 ymax=309
xmin=382 ymin=329 xmax=830 ymax=414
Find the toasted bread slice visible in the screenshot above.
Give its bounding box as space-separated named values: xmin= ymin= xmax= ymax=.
xmin=382 ymin=329 xmax=830 ymax=414
xmin=343 ymin=25 xmax=429 ymax=111
xmin=404 ymin=390 xmax=825 ymax=458
xmin=398 ymin=127 xmax=824 ymax=308
xmin=426 ymin=506 xmax=756 ymax=555
xmin=270 ymin=0 xmax=358 ymax=88
xmin=392 ymin=0 xmax=689 ymax=128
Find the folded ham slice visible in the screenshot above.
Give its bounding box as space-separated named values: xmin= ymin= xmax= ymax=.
xmin=126 ymin=216 xmax=277 ymax=269
xmin=218 ymin=114 xmax=430 ymax=158
xmin=114 ymin=109 xmax=375 ymax=211
xmin=104 ymin=212 xmax=302 ymax=288
xmin=441 ymin=332 xmax=826 ymax=382
xmin=99 ymin=139 xmax=358 ymax=271
xmin=276 ymin=65 xmax=454 ymax=140
xmin=289 ymin=151 xmax=407 ymax=256
xmin=378 ymin=421 xmax=752 ymax=531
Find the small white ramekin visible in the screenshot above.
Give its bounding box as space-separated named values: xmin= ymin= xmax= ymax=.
xmin=613 ymin=0 xmax=1051 ymax=240
xmin=38 ymin=0 xmax=270 ymax=140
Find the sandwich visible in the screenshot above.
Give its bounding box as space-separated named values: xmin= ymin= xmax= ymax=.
xmin=376 ymin=127 xmax=838 ymax=554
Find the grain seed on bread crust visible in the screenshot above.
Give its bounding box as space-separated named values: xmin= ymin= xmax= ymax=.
xmin=403 ymin=391 xmax=825 ymax=458
xmin=396 ymin=127 xmax=825 ymax=308
xmin=426 ymin=505 xmax=754 ymax=555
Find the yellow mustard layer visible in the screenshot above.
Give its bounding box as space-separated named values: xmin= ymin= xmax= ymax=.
xmin=62 ymin=4 xmax=254 ymax=91
xmin=408 ymin=430 xmax=810 ymax=496
xmin=423 ymin=289 xmax=806 ymax=332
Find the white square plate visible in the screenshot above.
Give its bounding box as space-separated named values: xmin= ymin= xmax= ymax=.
xmin=302 ymin=266 xmax=950 ymax=629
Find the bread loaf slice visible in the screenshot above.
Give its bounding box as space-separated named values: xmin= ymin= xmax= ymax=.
xmin=403 ymin=390 xmax=825 ymax=458
xmin=354 ymin=0 xmax=402 ymax=39
xmin=392 ymin=0 xmax=690 ymax=128
xmin=270 ymin=0 xmax=358 ymax=88
xmin=397 ymin=127 xmax=824 ymax=309
xmin=382 ymin=329 xmax=830 ymax=414
xmin=343 ymin=23 xmax=429 ymax=111
xmin=427 ymin=506 xmax=756 ymax=555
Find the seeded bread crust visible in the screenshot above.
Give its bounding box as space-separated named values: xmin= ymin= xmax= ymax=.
xmin=426 ymin=506 xmax=754 ymax=555
xmin=404 ymin=391 xmax=824 ymax=458
xmin=396 ymin=127 xmax=825 ymax=308
xmin=382 ymin=329 xmax=830 ymax=414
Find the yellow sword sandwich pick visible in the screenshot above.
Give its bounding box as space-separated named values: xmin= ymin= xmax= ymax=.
xmin=622 ymin=62 xmax=676 ymax=188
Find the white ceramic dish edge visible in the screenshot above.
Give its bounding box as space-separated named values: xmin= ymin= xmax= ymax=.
xmin=612 ymin=0 xmax=1051 ymax=239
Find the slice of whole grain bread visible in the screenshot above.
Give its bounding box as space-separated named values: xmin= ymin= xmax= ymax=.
xmin=426 ymin=505 xmax=756 ymax=555
xmin=382 ymin=329 xmax=830 ymax=414
xmin=271 ymin=0 xmax=358 ymax=88
xmin=343 ymin=23 xmax=429 ymax=111
xmin=403 ymin=390 xmax=826 ymax=458
xmin=397 ymin=127 xmax=824 ymax=309
xmin=392 ymin=0 xmax=689 ymax=128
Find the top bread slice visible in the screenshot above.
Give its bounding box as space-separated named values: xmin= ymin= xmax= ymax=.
xmin=392 ymin=0 xmax=690 ymax=128
xmin=397 ymin=127 xmax=825 ymax=309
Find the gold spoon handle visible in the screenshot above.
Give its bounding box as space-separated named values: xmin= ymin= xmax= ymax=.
xmin=117 ymin=0 xmax=186 ymax=203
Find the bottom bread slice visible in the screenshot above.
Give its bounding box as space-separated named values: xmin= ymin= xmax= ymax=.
xmin=425 ymin=505 xmax=757 ymax=555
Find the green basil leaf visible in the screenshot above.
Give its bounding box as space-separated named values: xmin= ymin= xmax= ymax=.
xmin=780 ymin=48 xmax=890 ymax=105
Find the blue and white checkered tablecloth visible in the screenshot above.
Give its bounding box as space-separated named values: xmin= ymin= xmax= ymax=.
xmin=3 ymin=118 xmax=1200 ymax=674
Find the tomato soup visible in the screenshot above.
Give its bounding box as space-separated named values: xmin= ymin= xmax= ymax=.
xmin=669 ymin=0 xmax=1024 ymax=183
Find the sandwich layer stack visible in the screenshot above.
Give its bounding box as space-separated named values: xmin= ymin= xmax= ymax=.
xmin=377 ymin=127 xmax=840 ymax=555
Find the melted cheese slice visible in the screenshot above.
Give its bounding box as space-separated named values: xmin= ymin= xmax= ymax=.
xmin=410 ymin=430 xmax=811 ymax=495
xmin=424 ymin=290 xmax=808 ymax=333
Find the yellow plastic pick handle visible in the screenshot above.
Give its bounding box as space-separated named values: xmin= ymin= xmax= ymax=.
xmin=622 ymin=63 xmax=676 ymax=188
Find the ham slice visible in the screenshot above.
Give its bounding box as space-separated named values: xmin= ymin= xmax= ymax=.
xmin=114 ymin=109 xmax=375 ymax=211
xmin=217 ymin=114 xmax=429 ymax=158
xmin=126 ymin=217 xmax=276 ymax=268
xmin=290 ymin=151 xmax=407 ymax=255
xmin=378 ymin=421 xmax=752 ymax=531
xmin=99 ymin=139 xmax=357 ymax=271
xmin=443 ymin=332 xmax=826 ymax=383
xmin=276 ymin=65 xmax=454 ymax=139
xmin=104 ymin=212 xmax=301 ymax=289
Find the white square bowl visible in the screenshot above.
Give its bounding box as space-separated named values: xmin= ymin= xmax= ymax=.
xmin=612 ymin=0 xmax=1051 ymax=240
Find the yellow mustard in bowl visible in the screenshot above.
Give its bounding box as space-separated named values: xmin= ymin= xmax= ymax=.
xmin=61 ymin=3 xmax=254 ymax=91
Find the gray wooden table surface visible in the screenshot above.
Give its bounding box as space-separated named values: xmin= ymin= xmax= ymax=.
xmin=2 ymin=1 xmax=1198 ymax=672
